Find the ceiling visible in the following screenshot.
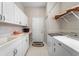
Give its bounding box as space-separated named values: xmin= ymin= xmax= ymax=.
xmin=21 ymin=2 xmax=47 ymax=8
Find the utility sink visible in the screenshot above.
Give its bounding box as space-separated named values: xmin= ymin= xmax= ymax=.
xmin=48 ymin=33 xmax=66 ymax=37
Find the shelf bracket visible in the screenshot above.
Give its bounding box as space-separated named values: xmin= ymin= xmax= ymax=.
xmin=71 ymin=11 xmax=79 ymax=20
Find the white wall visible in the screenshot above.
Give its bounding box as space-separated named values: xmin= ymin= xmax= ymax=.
xmin=60 ymin=2 xmax=79 ymax=13
xmin=46 ymin=2 xmax=60 ymax=34
xmin=15 ymin=2 xmax=25 ymax=13
xmin=46 ymin=2 xmax=56 ymax=15
xmin=25 ymin=7 xmax=46 ymax=31
xmin=46 ymin=17 xmax=60 ymax=33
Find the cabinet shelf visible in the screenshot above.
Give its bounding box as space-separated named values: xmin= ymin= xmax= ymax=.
xmin=0 ymin=20 xmax=27 ymax=27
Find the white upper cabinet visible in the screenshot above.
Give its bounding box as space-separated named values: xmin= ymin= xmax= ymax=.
xmin=15 ymin=5 xmax=21 ymax=24
xmin=0 ymin=2 xmax=28 ymax=26
xmin=22 ymin=35 xmax=29 ymax=55
xmin=0 ymin=2 xmax=2 ymax=16
xmin=3 ymin=2 xmax=15 ymax=23
xmin=15 ymin=3 xmax=28 ymax=26
xmin=0 ymin=2 xmax=2 ymax=20
xmin=47 ymin=35 xmax=54 ymax=56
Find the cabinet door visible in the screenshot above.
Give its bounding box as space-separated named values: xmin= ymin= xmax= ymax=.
xmin=0 ymin=35 xmax=29 ymax=56
xmin=25 ymin=16 xmax=28 ymax=26
xmin=12 ymin=35 xmax=29 ymax=56
xmin=22 ymin=36 xmax=27 ymax=55
xmin=14 ymin=43 xmax=23 ymax=56
xmin=0 ymin=2 xmax=2 ymax=20
xmin=3 ymin=2 xmax=15 ymax=23
xmin=6 ymin=36 xmax=23 ymax=56
xmin=22 ymin=14 xmax=27 ymax=26
xmin=22 ymin=35 xmax=29 ymax=55
xmin=0 ymin=43 xmax=15 ymax=56
xmin=6 ymin=45 xmax=15 ymax=56
xmin=14 ymin=35 xmax=29 ymax=56
xmin=61 ymin=42 xmax=79 ymax=56
xmin=19 ymin=11 xmax=27 ymax=26
xmin=15 ymin=5 xmax=27 ymax=26
xmin=0 ymin=2 xmax=2 ymax=16
xmin=54 ymin=45 xmax=72 ymax=56
xmin=0 ymin=46 xmax=11 ymax=56
xmin=14 ymin=37 xmax=24 ymax=56
xmin=15 ymin=5 xmax=21 ymax=24
xmin=54 ymin=39 xmax=72 ymax=56
xmin=26 ymin=36 xmax=29 ymax=50
xmin=23 ymin=14 xmax=28 ymax=26
xmin=47 ymin=35 xmax=54 ymax=56
xmin=19 ymin=11 xmax=25 ymax=26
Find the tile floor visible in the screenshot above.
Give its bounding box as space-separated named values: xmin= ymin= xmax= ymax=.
xmin=26 ymin=42 xmax=49 ymax=56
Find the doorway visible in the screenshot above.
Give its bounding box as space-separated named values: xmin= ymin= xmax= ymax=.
xmin=32 ymin=17 xmax=45 ymax=42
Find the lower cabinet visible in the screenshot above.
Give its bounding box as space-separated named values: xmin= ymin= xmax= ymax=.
xmin=54 ymin=44 xmax=71 ymax=56
xmin=0 ymin=45 xmax=14 ymax=56
xmin=13 ymin=35 xmax=29 ymax=56
xmin=22 ymin=35 xmax=29 ymax=55
xmin=54 ymin=39 xmax=72 ymax=56
xmin=13 ymin=39 xmax=23 ymax=56
xmin=47 ymin=35 xmax=54 ymax=56
xmin=0 ymin=35 xmax=29 ymax=56
xmin=47 ymin=35 xmax=73 ymax=56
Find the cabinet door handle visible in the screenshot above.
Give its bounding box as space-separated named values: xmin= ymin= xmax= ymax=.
xmin=54 ymin=43 xmax=55 ymax=46
xmin=54 ymin=48 xmax=56 ymax=52
xmin=13 ymin=49 xmax=17 ymax=56
xmin=58 ymin=43 xmax=62 ymax=46
xmin=3 ymin=16 xmax=5 ymax=20
xmin=19 ymin=21 xmax=21 ymax=24
xmin=0 ymin=15 xmax=2 ymax=20
xmin=2 ymin=16 xmax=5 ymax=21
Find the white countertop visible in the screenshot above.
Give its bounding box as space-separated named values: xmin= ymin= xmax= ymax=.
xmin=53 ymin=36 xmax=79 ymax=53
xmin=0 ymin=33 xmax=29 ymax=48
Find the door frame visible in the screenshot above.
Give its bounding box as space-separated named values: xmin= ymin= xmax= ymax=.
xmin=32 ymin=16 xmax=46 ymax=42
